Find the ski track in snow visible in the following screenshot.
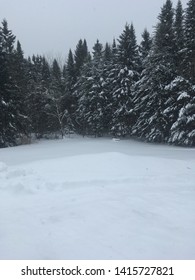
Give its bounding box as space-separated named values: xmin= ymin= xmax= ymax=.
xmin=0 ymin=136 xmax=195 ymax=260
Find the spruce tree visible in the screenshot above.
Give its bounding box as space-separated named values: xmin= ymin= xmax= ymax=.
xmin=164 ymin=76 xmax=195 ymax=146
xmin=26 ymin=55 xmax=49 ymax=137
xmin=52 ymin=59 xmax=61 ymax=81
xmin=118 ymin=23 xmax=140 ymax=71
xmin=183 ymin=0 xmax=195 ymax=82
xmin=46 ymin=59 xmax=66 ymax=137
xmin=174 ymin=0 xmax=185 ymax=75
xmin=66 ymin=49 xmax=76 ymax=89
xmin=75 ymin=40 xmax=107 ymax=136
xmin=112 ymin=38 xmax=117 ymax=57
xmin=174 ymin=0 xmax=184 ymax=52
xmin=0 ymin=20 xmax=26 ymax=146
xmin=139 ymin=29 xmax=152 ymax=60
xmin=41 ymin=56 xmax=51 ymax=88
xmin=133 ymin=0 xmax=176 ymax=142
xmin=106 ymin=24 xmax=139 ymax=136
xmin=63 ymin=49 xmax=77 ymax=132
xmin=13 ymin=40 xmax=30 ymax=139
xmin=103 ymin=43 xmax=112 ymax=62
xmin=74 ymin=39 xmax=89 ymax=77
xmin=92 ymin=39 xmax=103 ymax=60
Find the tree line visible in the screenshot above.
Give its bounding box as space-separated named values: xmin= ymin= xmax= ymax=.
xmin=0 ymin=0 xmax=195 ymax=148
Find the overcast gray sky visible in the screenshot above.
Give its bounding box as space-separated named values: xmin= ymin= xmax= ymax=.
xmin=0 ymin=0 xmax=188 ymax=60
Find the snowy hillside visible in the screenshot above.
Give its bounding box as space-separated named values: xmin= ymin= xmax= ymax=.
xmin=0 ymin=136 xmax=195 ymax=259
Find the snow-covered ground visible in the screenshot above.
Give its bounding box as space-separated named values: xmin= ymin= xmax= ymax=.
xmin=0 ymin=136 xmax=195 ymax=260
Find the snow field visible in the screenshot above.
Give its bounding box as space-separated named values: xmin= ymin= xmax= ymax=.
xmin=0 ymin=137 xmax=195 ymax=259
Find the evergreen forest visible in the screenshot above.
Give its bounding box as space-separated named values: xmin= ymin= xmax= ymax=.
xmin=0 ymin=0 xmax=195 ymax=148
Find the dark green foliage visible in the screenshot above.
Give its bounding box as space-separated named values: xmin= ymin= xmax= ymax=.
xmin=1 ymin=0 xmax=195 ymax=147
xmin=66 ymin=49 xmax=76 ymax=87
xmin=133 ymin=0 xmax=176 ymax=143
xmin=63 ymin=49 xmax=77 ymax=132
xmin=52 ymin=59 xmax=61 ymax=81
xmin=92 ymin=39 xmax=103 ymax=61
xmin=75 ymin=40 xmax=107 ymax=137
xmin=154 ymin=0 xmax=174 ymax=54
xmin=109 ymin=66 xmax=136 ymax=136
xmin=103 ymin=43 xmax=112 ymax=62
xmin=164 ymin=76 xmax=195 ymax=145
xmin=0 ymin=20 xmax=29 ymax=147
xmin=74 ymin=39 xmax=89 ymax=77
xmin=174 ymin=0 xmax=185 ymax=75
xmin=118 ymin=23 xmax=140 ymax=72
xmin=133 ymin=54 xmax=175 ymax=142
xmin=139 ymin=29 xmax=152 ymax=60
xmin=1 ymin=19 xmax=15 ymax=54
xmin=183 ymin=0 xmax=195 ymax=82
xmin=25 ymin=55 xmax=50 ymax=137
xmin=106 ymin=24 xmax=139 ymax=136
xmin=174 ymin=0 xmax=184 ymax=51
